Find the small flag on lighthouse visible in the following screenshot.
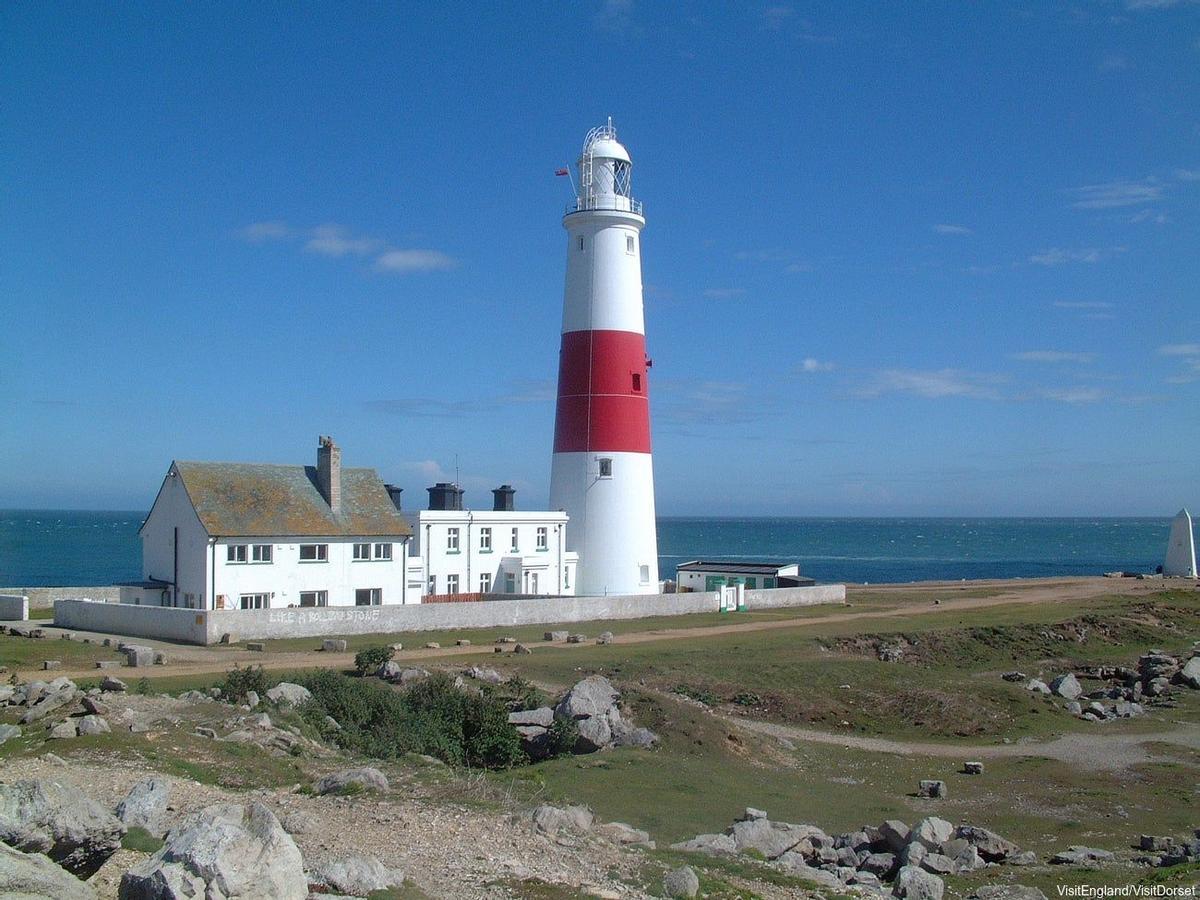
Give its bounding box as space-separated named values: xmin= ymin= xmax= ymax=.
xmin=554 ymin=168 xmax=569 ymax=176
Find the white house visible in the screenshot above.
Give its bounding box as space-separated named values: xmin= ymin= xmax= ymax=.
xmin=675 ymin=560 xmax=813 ymax=593
xmin=405 ymin=483 xmax=578 ymax=598
xmin=124 ymin=437 xmax=414 ymax=610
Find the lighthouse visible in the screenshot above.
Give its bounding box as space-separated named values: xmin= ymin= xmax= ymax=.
xmin=550 ymin=120 xmax=659 ymax=596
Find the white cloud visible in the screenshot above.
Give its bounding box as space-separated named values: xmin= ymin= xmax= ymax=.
xmin=1035 ymin=387 xmax=1108 ymax=403
xmin=1158 ymin=343 xmax=1200 ymax=356
xmin=1053 ymin=301 xmax=1114 ymax=309
xmin=238 ymin=221 xmax=292 ymax=242
xmin=933 ymin=224 xmax=972 ymax=235
xmin=784 ymin=262 xmax=815 ymax=273
xmin=594 ymin=0 xmax=633 ymax=32
xmin=1128 ymin=209 xmax=1169 ymax=224
xmin=1010 ymin=351 xmax=1095 ymax=364
xmin=1069 ymin=178 xmax=1162 ymax=209
xmin=375 ymin=249 xmax=457 ymax=272
xmin=1029 ymin=247 xmax=1121 ymax=266
xmin=1099 ymin=52 xmax=1131 ymax=71
xmin=1175 ymin=168 xmax=1200 ymax=181
xmin=799 ymin=357 xmax=834 ymax=373
xmin=305 ymin=225 xmax=383 ymax=257
xmin=1125 ymin=0 xmax=1193 ymax=8
xmin=854 ymin=369 xmax=1005 ymax=400
xmin=703 ymin=287 xmax=746 ymax=299
xmin=762 ymin=5 xmax=794 ymax=29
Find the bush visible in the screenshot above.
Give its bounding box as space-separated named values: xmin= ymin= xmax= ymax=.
xmin=545 ymin=716 xmax=579 ymax=758
xmin=354 ymin=645 xmax=395 ymax=676
xmin=731 ymin=691 xmax=762 ymax=707
xmin=495 ymin=674 xmax=549 ymax=711
xmin=294 ymin=669 xmax=524 ymax=769
xmin=217 ymin=664 xmax=271 ymax=702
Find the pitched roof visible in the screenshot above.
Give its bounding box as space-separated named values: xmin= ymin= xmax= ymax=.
xmin=173 ymin=461 xmax=411 ymax=538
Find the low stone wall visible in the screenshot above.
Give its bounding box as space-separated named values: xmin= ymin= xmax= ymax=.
xmin=0 ymin=586 xmax=121 ymax=610
xmin=0 ymin=594 xmax=29 ymax=621
xmin=53 ymin=599 xmax=209 ymax=644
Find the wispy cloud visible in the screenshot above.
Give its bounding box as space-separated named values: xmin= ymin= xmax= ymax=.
xmin=853 ymin=369 xmax=1006 ymax=400
xmin=1127 ymin=209 xmax=1169 ymax=224
xmin=1157 ymin=345 xmax=1200 ymax=384
xmin=1175 ymin=168 xmax=1200 ymax=182
xmin=702 ymin=287 xmax=746 ymax=299
xmin=1099 ymin=52 xmax=1131 ymax=71
xmin=1010 ymin=350 xmax=1095 ymax=364
xmin=1125 ymin=0 xmax=1195 ymax=8
xmin=784 ymin=262 xmax=815 ymax=273
xmin=1029 ymin=246 xmax=1125 ymax=266
xmin=594 ymin=0 xmax=633 ymax=32
xmin=1053 ymin=301 xmax=1114 ymax=310
xmin=933 ymin=224 xmax=972 ymax=235
xmin=1159 ymin=343 xmax=1200 ymax=356
xmin=1069 ymin=178 xmax=1162 ymax=208
xmin=799 ymin=357 xmax=834 ymax=373
xmin=305 ymin=225 xmax=383 ymax=257
xmin=238 ymin=220 xmax=457 ymax=275
xmin=762 ymin=5 xmax=794 ymax=29
xmin=375 ymin=249 xmax=457 ymax=272
xmin=1033 ymin=386 xmax=1107 ymax=403
xmin=237 ymin=221 xmax=292 ymax=242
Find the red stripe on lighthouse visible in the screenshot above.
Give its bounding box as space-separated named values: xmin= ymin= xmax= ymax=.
xmin=553 ymin=330 xmax=651 ymax=453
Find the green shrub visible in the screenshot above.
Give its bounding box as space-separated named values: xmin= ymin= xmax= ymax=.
xmin=545 ymin=716 xmax=579 ymax=758
xmin=135 ymin=677 xmax=152 ymax=696
xmin=217 ymin=664 xmax=272 ymax=702
xmin=731 ymin=691 xmax=762 ymax=706
xmin=354 ymin=645 xmax=395 ymax=676
xmin=499 ymin=675 xmax=549 ymax=711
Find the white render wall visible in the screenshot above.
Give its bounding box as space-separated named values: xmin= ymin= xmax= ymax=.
xmin=550 ymin=451 xmax=658 ymax=596
xmin=140 ymin=467 xmax=215 ymax=608
xmin=210 ymin=536 xmax=412 ymax=609
xmin=409 ymin=510 xmax=575 ymax=597
xmin=561 ymin=209 xmax=647 ymax=334
xmin=1164 ymin=508 xmax=1197 ymax=578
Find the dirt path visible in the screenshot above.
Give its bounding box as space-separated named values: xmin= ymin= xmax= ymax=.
xmin=723 ymin=712 xmax=1200 ymax=771
xmin=31 ymin=576 xmax=1172 ymax=682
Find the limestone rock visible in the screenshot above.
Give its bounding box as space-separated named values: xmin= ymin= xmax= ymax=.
xmin=313 ymin=768 xmax=389 ymax=796
xmin=100 ymin=675 xmax=127 ymax=692
xmin=971 ymin=887 xmax=1049 ymax=900
xmin=508 ymin=707 xmax=554 ymax=728
xmin=956 ymin=825 xmax=1020 ymax=861
xmin=727 ymin=818 xmax=821 ymax=859
xmin=117 ymin=778 xmax=172 ymax=837
xmin=1179 ymin=656 xmax=1200 ymax=690
xmin=880 ymin=819 xmax=912 ymax=852
xmin=893 ymin=864 xmax=945 ymax=900
xmin=911 ymin=817 xmax=954 ymax=849
xmin=556 ymin=675 xmax=619 ymax=720
xmin=1050 ymin=845 xmax=1115 ymax=866
xmin=919 ymin=852 xmax=957 ymax=876
xmin=544 ymin=630 xmax=569 ymax=642
xmin=265 ymin=682 xmax=312 ymax=707
xmin=918 ymin=780 xmax=947 ymax=799
xmin=860 ymin=852 xmax=898 ymax=877
xmin=1025 ymin=679 xmax=1050 ymax=694
xmin=0 ymin=779 xmax=125 ymax=877
xmin=0 ymin=841 xmax=96 ymax=900
xmin=48 ymin=721 xmax=78 ymax=739
xmin=377 ymin=661 xmax=402 ymax=680
xmin=670 ymin=833 xmax=736 ymax=854
xmin=244 ymin=690 xmax=259 ymax=708
xmin=663 ymin=865 xmax=700 ymax=898
xmin=308 ymin=855 xmax=404 ymax=896
xmin=596 ymin=631 xmax=615 ymax=644
xmin=594 ymin=821 xmax=653 ymax=847
xmin=321 ymin=639 xmax=347 ymax=652
xmin=963 ymin=761 xmax=984 ymax=775
xmin=0 ymin=723 xmax=21 ymax=744
xmin=530 ymin=804 xmax=593 ymax=836
xmin=76 ymin=715 xmax=110 ymax=736
xmin=1050 ymin=673 xmax=1082 ymax=700
xmin=465 ymin=666 xmax=504 ymax=685
xmin=118 ymin=801 xmax=306 ymax=900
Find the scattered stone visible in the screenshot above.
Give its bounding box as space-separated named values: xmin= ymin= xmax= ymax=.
xmin=596 ymin=631 xmax=615 ymax=644
xmin=594 ymin=821 xmax=653 ymax=847
xmin=1050 ymin=846 xmax=1115 ymax=866
xmin=1025 ymin=679 xmax=1051 ymax=694
xmin=42 ymin=660 xmax=62 ymax=670
xmin=94 ymin=660 xmax=122 ymax=670
xmin=1179 ymin=656 xmax=1200 ymax=690
xmin=531 ymin=804 xmax=594 ymax=836
xmin=377 ymin=660 xmax=402 ymax=680
xmin=567 ymin=633 xmax=586 ymax=643
xmin=513 ymin=643 xmax=532 ymax=654
xmin=265 ymin=682 xmax=312 ymax=707
xmin=963 ymin=761 xmax=984 ymax=775
xmin=893 ymin=864 xmax=945 ymax=900
xmin=663 ymin=865 xmax=700 ymax=898
xmin=1050 ymin=673 xmax=1083 ymax=700
xmin=122 ymin=645 xmax=156 ymax=668
xmin=313 ymin=767 xmax=389 ymax=796
xmin=670 ymin=833 xmax=736 ymax=854
xmin=496 ymin=636 xmax=518 ymax=644
xmin=117 ymin=778 xmax=171 ymax=837
xmin=396 ymin=667 xmax=430 ymax=684
xmin=309 ymin=855 xmax=404 ymax=897
xmin=455 ymin=638 xmax=471 ymax=646
xmin=246 ymin=642 xmax=265 ymax=652
xmin=465 ymin=666 xmax=505 ymax=684
xmin=100 ymin=675 xmax=127 ymax=692
xmin=739 ymin=807 xmax=769 ymax=821
xmin=194 ymin=726 xmax=218 ymax=739
xmin=389 ymin=642 xmax=403 ymax=652
xmin=918 ymin=780 xmax=947 ymax=799
xmin=321 ymin=638 xmax=348 ymax=652
xmin=861 ymin=852 xmax=899 ymax=877
xmin=424 ymin=641 xmax=441 ymax=649
xmin=0 ymin=724 xmax=21 ymax=744
xmin=508 ymin=707 xmax=554 ymax=728
xmin=0 ymin=779 xmax=125 ymax=877
xmin=880 ymin=820 xmax=912 ymax=852
xmin=76 ymin=715 xmax=110 ymax=736
xmin=48 ymin=721 xmax=77 ymax=739
xmin=1008 ymin=850 xmax=1039 ymax=866
xmin=919 ymin=853 xmax=957 ymax=876
xmin=244 ymin=690 xmax=259 ymax=708
xmin=544 ymin=630 xmax=569 ymax=642
xmin=956 ymin=825 xmax=1020 ymax=861
xmin=912 ymin=817 xmax=954 ymax=849
xmin=323 ymin=715 xmax=341 ymax=732
xmin=0 ymin=841 xmax=97 ymax=900
xmin=81 ymin=696 xmax=107 ymax=715
xmin=557 ymin=675 xmax=619 ymax=719
xmin=119 ymin=801 xmax=306 ymax=900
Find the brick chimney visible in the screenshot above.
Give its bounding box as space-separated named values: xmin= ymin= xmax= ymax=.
xmin=317 ymin=436 xmax=341 ymax=514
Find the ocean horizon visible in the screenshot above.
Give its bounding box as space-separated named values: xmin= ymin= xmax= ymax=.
xmin=0 ymin=508 xmax=1175 ymax=589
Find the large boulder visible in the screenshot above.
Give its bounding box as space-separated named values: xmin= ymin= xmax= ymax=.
xmin=1178 ymin=656 xmax=1200 ymax=690
xmin=555 ymin=675 xmax=619 ymax=720
xmin=1049 ymin=846 xmax=1115 ymax=867
xmin=0 ymin=841 xmax=96 ymax=900
xmin=880 ymin=819 xmax=912 ymax=853
xmin=117 ymin=778 xmax=172 ymax=837
xmin=893 ymin=864 xmax=945 ymax=900
xmin=530 ymin=804 xmax=593 ymax=836
xmin=1050 ymin=674 xmax=1082 ymax=701
xmin=312 ymin=768 xmax=389 ymax=796
xmin=670 ymin=833 xmax=737 ymax=855
xmin=727 ymin=818 xmax=824 ymax=859
xmin=594 ymin=821 xmax=653 ymax=847
xmin=956 ymin=825 xmax=1020 ymax=861
xmin=119 ymin=801 xmax=306 ymax=900
xmin=308 ymin=855 xmax=404 ymax=896
xmin=911 ymin=817 xmax=955 ymax=850
xmin=265 ymin=683 xmax=311 ymax=707
xmin=0 ymin=779 xmax=125 ymax=877
xmin=663 ymin=865 xmax=700 ymax=898
xmin=508 ymin=707 xmax=554 ymax=728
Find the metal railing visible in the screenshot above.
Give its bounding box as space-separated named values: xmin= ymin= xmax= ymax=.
xmin=565 ymin=197 xmax=644 ymax=216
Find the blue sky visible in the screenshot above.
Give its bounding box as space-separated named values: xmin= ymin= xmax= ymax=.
xmin=1 ymin=1 xmax=1197 ymax=516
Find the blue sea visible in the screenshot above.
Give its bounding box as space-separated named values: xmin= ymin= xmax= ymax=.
xmin=0 ymin=509 xmax=1173 ymax=587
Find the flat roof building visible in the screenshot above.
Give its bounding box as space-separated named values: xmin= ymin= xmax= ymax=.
xmin=675 ymin=560 xmax=814 ymax=593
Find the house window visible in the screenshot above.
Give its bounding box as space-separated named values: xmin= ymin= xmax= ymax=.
xmin=446 ymin=574 xmax=459 ymax=594
xmin=631 ymin=373 xmax=642 ymax=392
xmin=353 ymin=543 xmax=370 ymax=561
xmin=251 ymin=544 xmax=272 ymax=563
xmin=639 ymin=564 xmax=650 ymax=584
xmin=598 ymin=458 xmax=613 ymax=478
xmin=479 ymin=528 xmax=492 ymax=552
xmin=355 ymin=588 xmax=382 ymax=606
xmin=577 ymin=235 xmax=584 ymax=251
xmin=239 ymin=593 xmax=269 ymax=610
xmin=505 ymin=573 xmax=516 ymax=593
xmin=374 ymin=543 xmax=392 ymax=560
xmin=299 ymin=590 xmax=328 ymax=607
xmin=510 ymin=527 xmax=519 ymax=552
xmin=447 ymin=528 xmax=460 ymax=552
xmin=299 ymin=544 xmax=328 ymax=562
xmin=226 ymin=544 xmax=248 ymax=563
xmin=744 ymin=577 xmax=757 ymax=589
xmin=427 ymin=576 xmax=436 ymax=595
xmin=536 ymin=527 xmax=548 ymax=550
xmin=626 ymin=234 xmax=635 ymax=254
xmin=479 ymin=572 xmax=492 ymax=592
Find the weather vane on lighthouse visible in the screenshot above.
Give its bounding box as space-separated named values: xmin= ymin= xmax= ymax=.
xmin=550 ymin=119 xmax=659 ymax=596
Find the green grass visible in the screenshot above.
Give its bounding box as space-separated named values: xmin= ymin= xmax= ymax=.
xmin=0 ymin=632 xmax=124 ymax=671
xmin=121 ymin=826 xmax=164 ymax=853
xmin=27 ymin=607 xmax=56 ymax=620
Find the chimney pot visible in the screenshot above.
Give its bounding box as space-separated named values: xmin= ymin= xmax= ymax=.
xmin=427 ymin=482 xmax=464 ymax=511
xmin=317 ymin=436 xmax=342 ymax=514
xmin=492 ymin=484 xmax=516 ymax=512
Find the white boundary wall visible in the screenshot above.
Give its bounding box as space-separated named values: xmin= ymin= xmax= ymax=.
xmin=0 ymin=594 xmax=29 ymax=621
xmin=54 ymin=584 xmax=845 ymax=646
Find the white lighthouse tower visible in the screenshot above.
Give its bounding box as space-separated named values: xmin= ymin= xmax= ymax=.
xmin=549 ymin=120 xmax=659 ymax=596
